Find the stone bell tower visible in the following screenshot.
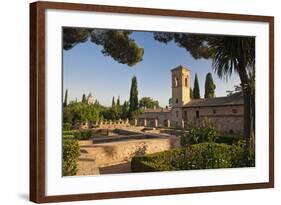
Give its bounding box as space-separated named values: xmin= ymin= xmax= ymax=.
xmin=170 ymin=65 xmax=191 ymax=125
xmin=171 ymin=65 xmax=191 ymax=107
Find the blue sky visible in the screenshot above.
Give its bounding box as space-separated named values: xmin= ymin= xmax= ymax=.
xmin=63 ymin=30 xmax=240 ymax=107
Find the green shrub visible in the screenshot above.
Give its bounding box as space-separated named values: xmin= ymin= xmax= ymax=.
xmin=216 ymin=134 xmax=242 ymax=145
xmin=79 ymin=130 xmax=92 ymax=140
xmin=181 ymin=118 xmax=219 ymax=146
xmin=63 ymin=134 xmax=75 ymax=139
xmin=131 ymin=142 xmax=254 ymax=173
xmin=63 ymin=137 xmax=80 ymax=176
xmin=63 ymin=123 xmax=72 ymax=131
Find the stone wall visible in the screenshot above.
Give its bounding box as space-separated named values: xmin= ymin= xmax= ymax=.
xmin=137 ymin=111 xmax=171 ymax=127
xmin=79 ymin=136 xmax=180 ymax=168
xmin=183 ymin=105 xmax=244 ymax=133
xmin=171 ymin=107 xmax=183 ymax=126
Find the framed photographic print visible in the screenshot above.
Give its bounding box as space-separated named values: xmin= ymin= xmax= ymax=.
xmin=30 ymin=1 xmax=274 ymax=203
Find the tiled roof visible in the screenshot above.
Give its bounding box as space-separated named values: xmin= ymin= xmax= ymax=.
xmin=170 ymin=65 xmax=191 ymax=72
xmin=184 ymin=92 xmax=244 ymax=108
xmin=142 ymin=108 xmax=171 ymax=113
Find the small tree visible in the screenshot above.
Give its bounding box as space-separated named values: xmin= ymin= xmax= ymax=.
xmin=63 ymin=89 xmax=68 ymax=107
xmin=193 ymin=74 xmax=200 ymax=99
xmin=204 ymin=73 xmax=216 ymax=98
xmin=139 ymin=97 xmax=159 ymax=109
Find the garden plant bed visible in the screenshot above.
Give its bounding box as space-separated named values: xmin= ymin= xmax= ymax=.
xmin=131 ymin=142 xmax=254 ymax=172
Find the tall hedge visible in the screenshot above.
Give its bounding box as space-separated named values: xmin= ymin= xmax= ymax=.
xmin=63 ymin=137 xmax=80 ymax=176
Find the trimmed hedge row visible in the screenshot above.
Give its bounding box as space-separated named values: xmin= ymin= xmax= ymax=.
xmin=63 ymin=123 xmax=72 ymax=131
xmin=181 ymin=133 xmax=241 ymax=146
xmin=131 ymin=142 xmax=254 ymax=173
xmin=63 ymin=130 xmax=92 ymax=140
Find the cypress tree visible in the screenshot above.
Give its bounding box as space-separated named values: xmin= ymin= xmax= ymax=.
xmin=117 ymin=96 xmax=120 ymax=107
xmin=204 ymin=72 xmax=216 ymax=98
xmin=129 ymin=76 xmax=139 ymax=119
xmin=193 ymin=74 xmax=200 ymax=99
xmin=82 ymin=94 xmax=86 ymax=103
xmin=112 ymin=96 xmax=116 ymax=108
xmin=63 ymin=89 xmax=68 ymax=107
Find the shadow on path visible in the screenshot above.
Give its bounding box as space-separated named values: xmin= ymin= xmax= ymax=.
xmin=99 ymin=162 xmax=131 ymax=174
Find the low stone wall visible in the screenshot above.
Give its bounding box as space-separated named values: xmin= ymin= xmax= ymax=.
xmin=73 ymin=119 xmax=131 ymax=130
xmin=79 ymin=136 xmax=180 ymax=168
xmin=113 ymin=128 xmax=140 ymax=135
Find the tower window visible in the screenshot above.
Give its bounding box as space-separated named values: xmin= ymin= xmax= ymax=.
xmin=176 ymin=98 xmax=178 ymax=104
xmin=176 ymin=111 xmax=179 ymax=118
xmin=232 ymin=109 xmax=238 ymax=114
xmin=213 ymin=109 xmax=216 ymax=114
xmin=175 ymin=77 xmax=178 ymax=87
xmin=196 ymin=110 xmax=200 ymax=118
xmin=185 ymin=78 xmax=188 ymax=86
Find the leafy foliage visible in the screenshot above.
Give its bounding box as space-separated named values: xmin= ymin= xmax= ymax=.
xmin=226 ymin=84 xmax=242 ymax=96
xmin=63 ymin=28 xmax=90 ymax=50
xmin=121 ymin=101 xmax=129 ymax=119
xmin=63 ymin=102 xmax=101 ymax=124
xmin=139 ymin=97 xmax=159 ymax=109
xmin=63 ymin=130 xmax=93 ymax=140
xmin=63 ymin=100 xmax=131 ymax=124
xmin=131 ymin=142 xmax=254 ymax=172
xmin=63 ymin=28 xmax=144 ymax=66
xmin=216 ymin=133 xmax=243 ymax=145
xmin=63 ymin=137 xmax=80 ymax=176
xmin=204 ymin=73 xmax=216 ymax=98
xmin=180 ymin=118 xmax=219 ymax=146
xmin=63 ymin=123 xmax=71 ymax=131
xmin=153 ymin=33 xmax=213 ymax=59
